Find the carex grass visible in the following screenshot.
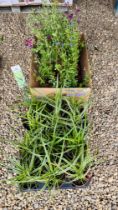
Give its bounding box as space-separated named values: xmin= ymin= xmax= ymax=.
xmin=10 ymin=91 xmax=92 ymax=190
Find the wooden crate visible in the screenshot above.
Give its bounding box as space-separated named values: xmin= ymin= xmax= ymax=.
xmin=29 ymin=34 xmax=91 ymax=101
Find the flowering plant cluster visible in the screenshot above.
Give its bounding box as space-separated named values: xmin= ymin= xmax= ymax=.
xmin=28 ymin=5 xmax=82 ymax=87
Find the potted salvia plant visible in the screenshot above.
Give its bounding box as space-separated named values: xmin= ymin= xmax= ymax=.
xmin=28 ymin=4 xmax=91 ymax=100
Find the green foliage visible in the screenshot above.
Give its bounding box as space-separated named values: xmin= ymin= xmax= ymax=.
xmin=28 ymin=6 xmax=82 ymax=87
xmin=79 ymin=72 xmax=91 ymax=87
xmin=11 ymin=92 xmax=92 ymax=190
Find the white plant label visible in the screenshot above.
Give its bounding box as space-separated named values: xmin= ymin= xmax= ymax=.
xmin=11 ymin=65 xmax=27 ymax=89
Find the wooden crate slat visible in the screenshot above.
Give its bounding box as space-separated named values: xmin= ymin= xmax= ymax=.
xmin=0 ymin=0 xmax=73 ymax=6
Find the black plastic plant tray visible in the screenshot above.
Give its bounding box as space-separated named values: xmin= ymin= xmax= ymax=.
xmin=21 ymin=177 xmax=92 ymax=192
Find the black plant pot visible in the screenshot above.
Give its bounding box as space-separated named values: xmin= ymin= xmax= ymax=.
xmin=21 ymin=117 xmax=30 ymax=130
xmin=21 ymin=177 xmax=92 ymax=192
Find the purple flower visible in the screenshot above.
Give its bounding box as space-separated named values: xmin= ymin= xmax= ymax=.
xmin=47 ymin=35 xmax=52 ymax=41
xmin=25 ymin=38 xmax=33 ymax=48
xmin=75 ymin=7 xmax=80 ymax=13
xmin=68 ymin=13 xmax=74 ymax=21
xmin=77 ymin=17 xmax=80 ymax=24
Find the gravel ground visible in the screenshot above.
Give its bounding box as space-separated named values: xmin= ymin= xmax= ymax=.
xmin=0 ymin=0 xmax=118 ymax=209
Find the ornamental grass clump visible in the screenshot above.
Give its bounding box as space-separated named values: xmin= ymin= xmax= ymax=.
xmin=11 ymin=92 xmax=92 ymax=190
xmin=28 ymin=6 xmax=83 ymax=87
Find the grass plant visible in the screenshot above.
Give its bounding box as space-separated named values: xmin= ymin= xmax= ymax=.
xmin=11 ymin=91 xmax=92 ymax=190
